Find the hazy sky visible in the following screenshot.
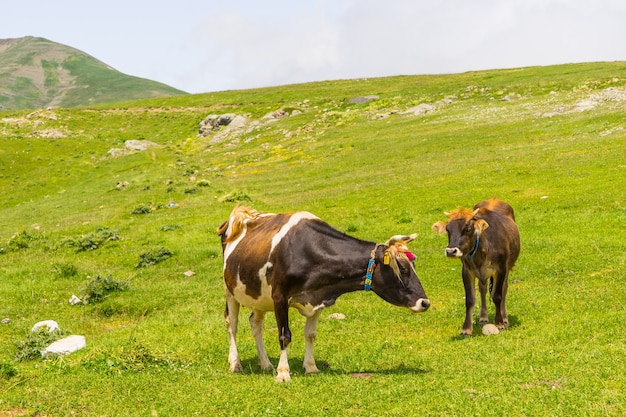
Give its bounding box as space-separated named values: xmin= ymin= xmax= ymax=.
xmin=2 ymin=0 xmax=626 ymax=94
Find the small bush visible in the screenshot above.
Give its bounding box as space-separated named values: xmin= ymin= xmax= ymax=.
xmin=15 ymin=328 xmax=67 ymax=362
xmin=219 ymin=190 xmax=251 ymax=203
xmin=6 ymin=230 xmax=38 ymax=251
xmin=81 ymin=274 xmax=130 ymax=304
xmin=64 ymin=227 xmax=121 ymax=252
xmin=136 ymin=247 xmax=173 ymax=268
xmin=83 ymin=338 xmax=186 ymax=373
xmin=131 ymin=204 xmax=152 ymax=215
xmin=160 ymin=224 xmax=182 ymax=232
xmin=53 ymin=262 xmax=78 ymax=278
xmin=0 ymin=362 xmax=18 ymax=379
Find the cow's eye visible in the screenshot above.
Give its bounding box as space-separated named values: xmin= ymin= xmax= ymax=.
xmin=464 ymin=225 xmax=472 ymax=233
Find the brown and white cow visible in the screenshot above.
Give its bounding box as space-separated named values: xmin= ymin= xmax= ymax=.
xmin=217 ymin=206 xmax=430 ymax=382
xmin=432 ymin=198 xmax=520 ymax=337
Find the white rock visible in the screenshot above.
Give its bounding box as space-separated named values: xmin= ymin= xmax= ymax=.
xmin=482 ymin=323 xmax=500 ymax=335
xmin=69 ymin=294 xmax=82 ymax=305
xmin=328 ymin=313 xmax=346 ymax=320
xmin=41 ymin=335 xmax=86 ymax=357
xmin=32 ymin=320 xmax=60 ymax=333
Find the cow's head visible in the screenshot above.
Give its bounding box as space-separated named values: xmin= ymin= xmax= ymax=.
xmin=432 ymin=209 xmax=489 ymax=258
xmin=372 ymin=234 xmax=430 ymax=312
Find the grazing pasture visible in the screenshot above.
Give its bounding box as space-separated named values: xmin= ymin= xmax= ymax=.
xmin=1 ymin=62 xmax=625 ymax=416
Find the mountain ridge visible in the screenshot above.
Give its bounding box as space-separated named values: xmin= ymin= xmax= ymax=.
xmin=0 ymin=36 xmax=186 ymax=110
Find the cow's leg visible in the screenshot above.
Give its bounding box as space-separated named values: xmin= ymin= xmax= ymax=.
xmin=303 ymin=309 xmax=322 ymax=374
xmin=273 ymin=294 xmax=292 ymax=382
xmin=492 ymin=272 xmax=509 ymax=330
xmin=225 ymin=292 xmax=242 ymax=372
xmin=461 ymin=268 xmax=476 ymax=337
xmin=478 ymin=277 xmax=489 ymax=325
xmin=249 ymin=310 xmax=273 ymax=371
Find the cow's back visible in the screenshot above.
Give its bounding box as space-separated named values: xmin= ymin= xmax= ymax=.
xmin=474 ymin=197 xmax=515 ymax=221
xmin=476 ymin=202 xmax=520 ymax=270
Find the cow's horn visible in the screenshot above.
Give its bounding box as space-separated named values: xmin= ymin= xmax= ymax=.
xmin=386 ymin=233 xmax=417 ymax=246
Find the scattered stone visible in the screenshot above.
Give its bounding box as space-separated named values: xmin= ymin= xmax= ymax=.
xmin=31 ymin=320 xmax=60 ymax=333
xmin=328 ymin=313 xmax=346 ymax=320
xmin=198 ymin=113 xmax=249 ymax=143
xmin=41 ymin=335 xmax=86 ymax=357
xmin=348 ymin=95 xmax=379 ymax=104
xmin=405 ymin=103 xmax=434 ymax=115
xmin=265 ymin=109 xmax=288 ymax=119
xmin=107 ymin=148 xmax=126 ymax=157
xmin=69 ymin=294 xmax=82 ymax=305
xmin=1 ymin=318 xmax=9 ymax=324
xmin=125 ymin=140 xmax=159 ymax=151
xmin=482 ymin=323 xmax=500 ymax=335
xmin=183 ymin=270 xmax=195 ymax=277
xmin=31 ymin=129 xmax=65 ymax=138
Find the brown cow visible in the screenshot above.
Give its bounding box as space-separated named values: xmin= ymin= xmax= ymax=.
xmin=217 ymin=206 xmax=430 ymax=381
xmin=432 ymin=198 xmax=520 ymax=337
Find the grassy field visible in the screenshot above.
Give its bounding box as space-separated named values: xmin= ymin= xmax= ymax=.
xmin=1 ymin=62 xmax=625 ymax=416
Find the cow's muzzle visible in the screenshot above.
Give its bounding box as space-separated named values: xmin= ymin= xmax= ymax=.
xmin=445 ymin=247 xmax=463 ymax=258
xmin=411 ymin=298 xmax=430 ymax=312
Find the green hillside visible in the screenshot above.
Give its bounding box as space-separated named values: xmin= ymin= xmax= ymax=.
xmin=0 ymin=36 xmax=186 ymax=110
xmin=0 ymin=62 xmax=625 ymax=416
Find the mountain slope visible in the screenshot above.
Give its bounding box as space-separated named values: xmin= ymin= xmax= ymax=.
xmin=0 ymin=36 xmax=186 ymax=109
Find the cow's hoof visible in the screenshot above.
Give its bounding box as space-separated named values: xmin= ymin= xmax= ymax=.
xmin=275 ymin=372 xmax=291 ymax=382
xmin=229 ymin=362 xmax=243 ymax=373
xmin=304 ymin=366 xmax=320 ymax=375
xmin=459 ymin=331 xmax=472 ymax=338
xmin=258 ymin=359 xmax=274 ymax=371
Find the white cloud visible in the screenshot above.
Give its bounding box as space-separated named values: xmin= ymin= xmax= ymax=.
xmin=2 ymin=0 xmax=626 ymax=93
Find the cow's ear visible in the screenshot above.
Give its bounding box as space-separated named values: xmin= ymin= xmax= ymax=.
xmin=474 ymin=219 xmax=489 ymax=234
xmin=432 ymin=221 xmax=448 ymax=234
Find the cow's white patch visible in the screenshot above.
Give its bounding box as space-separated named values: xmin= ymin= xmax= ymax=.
xmin=270 ymin=212 xmax=318 ymax=254
xmin=232 ymin=270 xmax=274 ymax=311
xmin=291 ymin=302 xmax=326 ymax=318
xmin=223 ymin=229 xmax=248 ymax=271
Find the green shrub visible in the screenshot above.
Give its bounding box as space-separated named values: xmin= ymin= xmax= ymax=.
xmin=160 ymin=224 xmax=182 ymax=232
xmin=0 ymin=362 xmax=18 ymax=379
xmin=135 ymin=247 xmax=173 ymax=268
xmin=218 ymin=190 xmax=251 ymax=203
xmin=15 ymin=329 xmax=67 ymax=362
xmin=83 ymin=338 xmax=186 ymax=373
xmin=52 ymin=262 xmax=78 ymax=278
xmin=6 ymin=230 xmax=37 ymax=251
xmin=81 ymin=274 xmax=130 ymax=304
xmin=64 ymin=227 xmax=121 ymax=252
xmin=131 ymin=203 xmax=152 ymax=214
